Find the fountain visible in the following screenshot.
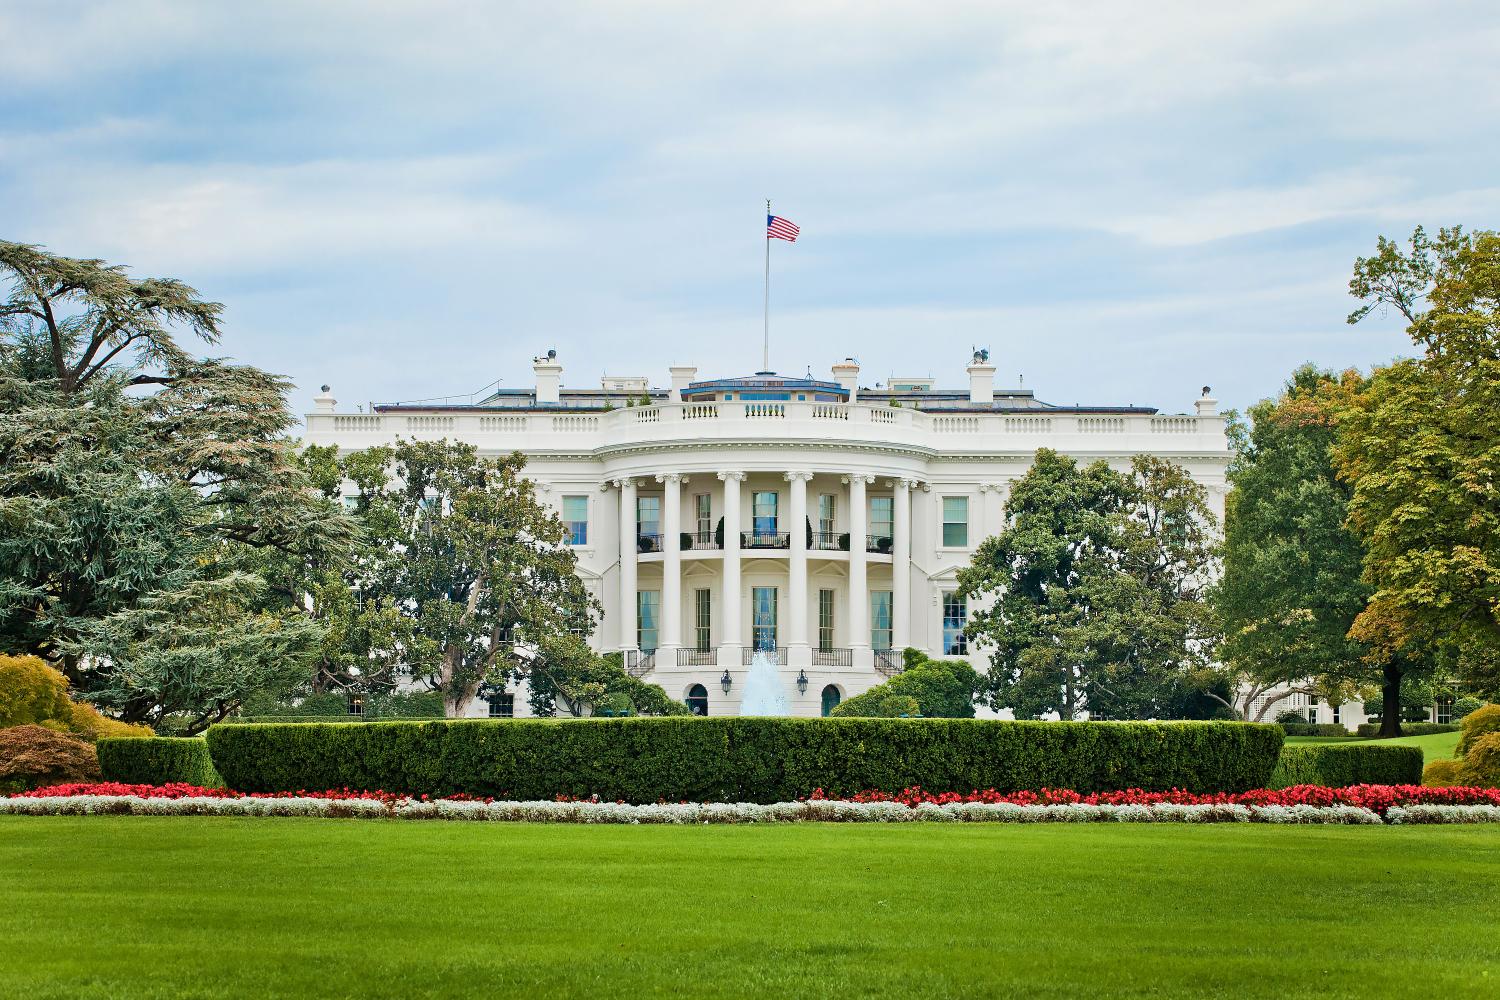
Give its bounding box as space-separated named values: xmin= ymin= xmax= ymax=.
xmin=738 ymin=649 xmax=791 ymax=716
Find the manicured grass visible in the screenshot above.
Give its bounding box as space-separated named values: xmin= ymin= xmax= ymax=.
xmin=4 ymin=818 xmax=1500 ymax=998
xmin=1286 ymin=730 xmax=1462 ymax=763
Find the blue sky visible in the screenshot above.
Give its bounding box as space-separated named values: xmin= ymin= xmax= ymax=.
xmin=2 ymin=1 xmax=1496 ymax=419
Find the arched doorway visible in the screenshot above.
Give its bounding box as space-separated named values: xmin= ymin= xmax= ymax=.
xmin=686 ymin=683 xmax=709 ymax=716
xmin=820 ymin=684 xmax=842 ymax=717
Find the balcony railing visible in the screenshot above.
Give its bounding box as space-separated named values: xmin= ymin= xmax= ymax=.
xmin=677 ymin=648 xmax=717 ymax=665
xmin=812 ymin=531 xmax=846 ymax=551
xmin=636 ymin=532 xmax=663 ymax=553
xmin=743 ymin=646 xmax=788 ymax=665
xmin=741 ymin=530 xmax=790 ymax=550
xmin=625 ymin=650 xmax=656 ymax=676
xmin=867 ymin=534 xmax=894 ymax=554
xmin=873 ymin=649 xmax=903 ymax=676
xmin=812 ymin=647 xmax=853 ymax=666
xmin=686 ymin=531 xmax=721 ymax=550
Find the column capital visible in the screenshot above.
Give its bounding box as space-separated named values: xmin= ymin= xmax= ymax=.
xmin=717 ymin=470 xmax=747 ymax=482
xmin=841 ymin=474 xmax=875 ymax=485
xmin=782 ymin=470 xmax=814 ymax=482
xmin=655 ymin=473 xmax=689 ymax=484
xmin=979 ymin=482 xmax=1008 ymax=493
xmin=897 ymin=477 xmax=926 ymax=490
xmin=608 ymin=477 xmax=638 ymax=489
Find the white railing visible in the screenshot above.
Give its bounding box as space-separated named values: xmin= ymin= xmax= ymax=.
xmin=1150 ymin=416 xmax=1196 ymax=433
xmin=744 ymin=403 xmax=785 ymax=418
xmin=871 ymin=408 xmax=898 ymax=424
xmin=932 ymin=416 xmax=980 ymax=433
xmin=551 ymin=415 xmax=599 ymax=432
xmin=683 ymin=403 xmax=719 ymax=420
xmin=812 ymin=404 xmax=847 ymax=420
xmin=1004 ymin=416 xmax=1052 ymax=433
xmin=406 ymin=416 xmax=455 ymax=432
xmin=1077 ymin=416 xmax=1126 ymax=433
xmin=479 ymin=415 xmax=526 ymax=432
xmin=634 ymin=407 xmax=661 ymax=423
xmin=332 ymin=415 xmax=381 ymax=432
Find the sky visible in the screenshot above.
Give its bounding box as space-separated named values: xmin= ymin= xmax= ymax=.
xmin=2 ymin=1 xmax=1496 ymax=420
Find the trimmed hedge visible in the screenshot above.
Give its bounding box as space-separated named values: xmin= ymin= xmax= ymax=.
xmin=1268 ymin=744 xmax=1423 ymax=789
xmin=98 ymin=737 xmax=222 ymax=787
xmin=205 ymin=718 xmax=1282 ymax=802
xmin=1279 ymin=723 xmax=1352 ymax=737
xmin=1354 ymin=722 xmax=1458 ymax=738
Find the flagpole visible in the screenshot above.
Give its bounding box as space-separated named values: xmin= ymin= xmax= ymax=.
xmin=762 ymin=199 xmax=771 ymax=372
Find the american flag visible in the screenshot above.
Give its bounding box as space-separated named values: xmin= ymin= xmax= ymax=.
xmin=766 ymin=214 xmax=799 ymax=242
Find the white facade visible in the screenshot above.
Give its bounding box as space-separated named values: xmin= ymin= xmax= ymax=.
xmin=305 ymin=356 xmax=1230 ymax=718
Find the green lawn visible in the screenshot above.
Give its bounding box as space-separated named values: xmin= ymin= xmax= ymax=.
xmin=1286 ymin=730 xmax=1462 ymax=763
xmin=4 ymin=818 xmax=1499 ymax=999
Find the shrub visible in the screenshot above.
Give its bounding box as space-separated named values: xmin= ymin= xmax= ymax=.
xmin=0 ymin=725 xmax=101 ymax=793
xmin=97 ymin=737 xmax=222 ymax=787
xmin=1274 ymin=710 xmax=1310 ymax=725
xmin=1423 ymin=758 xmax=1464 ymax=787
xmin=1453 ymin=696 xmax=1485 ymax=721
xmin=1268 ymin=744 xmax=1423 ymax=789
xmin=1457 ymin=704 xmax=1500 ymax=758
xmin=1354 ymin=722 xmax=1458 ymax=738
xmin=1280 ymin=723 xmax=1352 ymax=737
xmin=205 ymin=718 xmax=1283 ymax=802
xmin=832 ymin=658 xmax=979 ymax=718
xmin=0 ymin=655 xmax=74 ymax=727
xmin=1460 ymin=732 xmax=1500 ymax=789
xmin=67 ymin=702 xmax=153 ymax=741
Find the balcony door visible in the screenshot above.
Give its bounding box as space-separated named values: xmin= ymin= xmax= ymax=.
xmin=752 ymin=491 xmax=779 ymax=540
xmin=751 ymin=586 xmax=778 ymax=651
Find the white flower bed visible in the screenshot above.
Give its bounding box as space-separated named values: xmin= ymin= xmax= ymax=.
xmin=0 ymin=794 xmax=1425 ymax=824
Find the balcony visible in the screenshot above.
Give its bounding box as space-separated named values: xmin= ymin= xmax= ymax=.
xmin=866 ymin=534 xmax=893 ymax=554
xmin=741 ymin=530 xmax=790 ymax=550
xmin=686 ymin=530 xmax=721 ymax=550
xmin=812 ymin=647 xmax=853 ymax=667
xmin=873 ymin=649 xmax=903 ymax=676
xmin=625 ymin=650 xmax=656 ymax=676
xmin=677 ymin=648 xmax=717 ymax=666
xmin=743 ymin=646 xmax=788 ymax=665
xmin=812 ymin=531 xmax=846 ymax=551
xmin=636 ymin=532 xmax=663 ymax=553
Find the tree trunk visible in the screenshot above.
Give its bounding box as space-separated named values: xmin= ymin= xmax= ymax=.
xmin=1379 ymin=661 xmax=1403 ymax=738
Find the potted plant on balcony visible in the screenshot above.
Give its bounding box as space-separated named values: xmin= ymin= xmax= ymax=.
xmin=838 ymin=532 xmax=850 ymax=551
xmin=637 ymin=535 xmax=657 ymax=553
xmin=714 ymin=517 xmax=725 ymax=548
xmin=680 ymin=531 xmax=694 ymax=551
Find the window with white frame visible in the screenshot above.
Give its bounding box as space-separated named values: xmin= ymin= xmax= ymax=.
xmin=637 ymin=590 xmax=660 ymax=652
xmin=870 ymin=591 xmax=893 ymax=651
xmin=695 ymin=494 xmax=713 ymax=538
xmin=818 ymin=589 xmax=835 ymax=652
xmin=488 ymin=692 xmax=515 ymax=718
xmin=694 ymin=589 xmax=712 ymax=652
xmin=818 ymin=494 xmax=837 ymax=535
xmin=942 ymin=496 xmax=969 ymax=548
xmin=941 ymin=591 xmax=968 ymax=655
xmin=562 ymin=495 xmax=588 ymax=546
xmin=869 ymin=496 xmax=893 ymax=546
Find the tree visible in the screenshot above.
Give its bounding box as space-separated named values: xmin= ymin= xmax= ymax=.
xmin=1210 ymin=365 xmax=1383 ymax=724
xmin=958 ymin=449 xmax=1217 ymax=719
xmin=339 ymin=440 xmax=598 ymax=714
xmin=829 ymin=655 xmax=979 ymax=718
xmin=1338 ymin=226 xmax=1500 ymax=699
xmin=0 ymin=241 xmax=358 ymax=729
xmin=524 ymin=642 xmax=689 ymax=717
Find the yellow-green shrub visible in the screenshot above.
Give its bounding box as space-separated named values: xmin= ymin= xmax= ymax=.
xmin=0 ymin=655 xmax=72 ymax=728
xmin=1456 ymin=704 xmax=1500 ymax=757
xmin=1422 ymin=758 xmax=1463 ymax=787
xmin=1459 ymin=732 xmax=1500 ymax=788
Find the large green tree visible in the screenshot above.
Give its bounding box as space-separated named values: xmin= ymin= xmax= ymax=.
xmin=958 ymin=449 xmax=1217 ymax=719
xmin=0 ymin=241 xmax=357 ymax=730
xmin=1339 ymin=226 xmax=1500 ymax=698
xmin=1210 ymin=365 xmax=1388 ymax=724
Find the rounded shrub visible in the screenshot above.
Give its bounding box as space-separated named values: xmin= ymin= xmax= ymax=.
xmin=1422 ymin=758 xmax=1463 ymax=787
xmin=0 ymin=724 xmax=101 ymax=793
xmin=97 ymin=737 xmax=222 ymax=787
xmin=1460 ymin=732 xmax=1500 ymax=789
xmin=1457 ymin=704 xmax=1500 ymax=757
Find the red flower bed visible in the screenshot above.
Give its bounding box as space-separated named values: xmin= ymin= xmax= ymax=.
xmin=807 ymin=784 xmax=1500 ymax=815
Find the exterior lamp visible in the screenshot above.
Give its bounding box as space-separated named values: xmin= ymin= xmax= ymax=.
xmin=796 ymin=670 xmax=809 ymax=694
xmin=720 ymin=669 xmax=733 ymax=694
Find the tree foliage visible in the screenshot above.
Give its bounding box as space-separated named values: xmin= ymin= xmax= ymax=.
xmin=958 ymin=449 xmax=1217 ymax=719
xmin=1338 ymin=226 xmax=1500 ymax=698
xmin=0 ymin=241 xmax=358 ymax=731
xmin=830 ymin=654 xmax=979 ymax=718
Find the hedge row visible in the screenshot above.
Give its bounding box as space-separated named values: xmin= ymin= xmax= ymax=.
xmin=205 ymin=719 xmax=1282 ymax=802
xmin=98 ymin=737 xmax=222 ymax=788
xmin=1279 ymin=723 xmax=1352 ymax=737
xmin=1268 ymin=744 xmax=1423 ymax=790
xmin=1354 ymin=722 xmax=1458 ymax=738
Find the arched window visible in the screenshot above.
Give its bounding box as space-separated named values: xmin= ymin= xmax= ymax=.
xmin=821 ymin=685 xmax=842 ymax=717
xmin=686 ymin=683 xmax=709 ymax=716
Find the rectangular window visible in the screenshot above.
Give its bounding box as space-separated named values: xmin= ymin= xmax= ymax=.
xmin=752 ymin=491 xmax=779 ymax=537
xmin=818 ymin=589 xmax=835 ymax=652
xmin=942 ymin=496 xmax=969 ymax=548
xmin=942 ymin=591 xmax=967 ymax=655
xmin=869 ymin=496 xmax=893 ymax=545
xmin=487 ymin=692 xmax=515 ymax=718
xmin=1332 ymin=704 xmax=1341 ymax=725
xmin=1436 ymin=697 xmax=1454 ymax=724
xmin=636 ymin=496 xmax=661 ymax=537
xmin=694 ymin=588 xmax=712 ymax=653
xmin=695 ymin=494 xmax=713 ymax=537
xmin=562 ymin=495 xmax=588 ymax=546
xmin=1307 ymin=705 xmax=1318 ymax=725
xmin=752 ymin=586 xmax=778 ymax=651
xmin=637 ymin=590 xmax=660 ymax=653
xmin=818 ymin=494 xmax=837 ymax=535
xmin=870 ymin=591 xmax=893 ymax=651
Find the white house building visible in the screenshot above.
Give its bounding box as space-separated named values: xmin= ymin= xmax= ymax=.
xmin=304 ymin=353 xmax=1230 ymax=718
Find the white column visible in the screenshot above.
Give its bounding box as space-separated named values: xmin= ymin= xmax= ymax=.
xmin=717 ymin=471 xmax=745 ymax=656
xmin=847 ymin=474 xmax=871 ymax=650
xmin=786 ymin=471 xmax=812 ymax=661
xmin=616 ymin=478 xmax=638 ymax=651
xmin=659 ymin=473 xmax=684 ymax=654
xmin=893 ymin=479 xmax=913 ymax=650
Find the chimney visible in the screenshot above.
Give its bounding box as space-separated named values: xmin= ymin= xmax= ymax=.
xmin=1195 ymin=386 xmax=1218 ymax=417
xmin=831 ymin=358 xmax=860 ymax=403
xmin=533 ymin=352 xmax=562 ymax=405
xmin=313 ymin=384 xmax=337 ymax=413
xmin=669 ymin=365 xmax=697 ymax=401
xmin=966 ymin=354 xmax=996 ymax=405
